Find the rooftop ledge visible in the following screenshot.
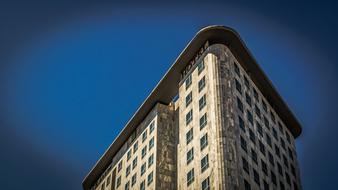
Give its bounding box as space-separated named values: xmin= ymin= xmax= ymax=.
xmin=82 ymin=25 xmax=302 ymax=190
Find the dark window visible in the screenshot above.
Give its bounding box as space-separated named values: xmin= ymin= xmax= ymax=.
xmin=271 ymin=170 xmax=277 ymax=185
xmin=251 ymin=149 xmax=258 ymax=164
xmin=202 ymin=177 xmax=210 ymax=190
xmin=187 ymin=148 xmax=194 ymax=164
xmin=266 ymin=134 xmax=272 ymax=147
xmin=288 ymin=147 xmax=294 ymax=161
xmin=198 ymin=76 xmax=206 ymax=92
xmin=200 ymin=134 xmax=208 ymax=150
xmin=259 ymin=141 xmax=266 ymax=156
xmin=249 ymin=128 xmax=256 ymax=144
xmin=242 ymin=157 xmax=249 ymax=174
xmin=186 ymin=92 xmax=192 ymax=107
xmin=187 ymin=169 xmax=195 ymax=186
xmin=237 ymin=97 xmax=243 ymax=113
xmin=199 ymin=94 xmax=206 ymax=110
xmin=253 ymin=168 xmax=260 ymax=185
xmin=275 ymin=144 xmax=281 ymax=158
xmin=285 ymin=172 xmax=291 ymax=185
xmin=262 ymin=101 xmax=267 ymax=112
xmin=272 ymin=128 xmax=278 ymax=139
xmin=201 ymin=154 xmax=209 ymax=172
xmin=277 ymin=162 xmax=283 ymax=176
xmin=185 ymin=75 xmax=192 ymax=90
xmin=263 ymin=180 xmax=269 ymax=190
xmin=255 ymin=105 xmax=261 ymax=118
xmin=291 ymin=164 xmax=296 ymax=177
xmin=261 ymin=159 xmax=268 ymax=175
xmin=270 ymin=111 xmax=276 ymax=123
xmin=198 ymin=61 xmax=205 ymax=75
xmin=281 ymin=138 xmax=286 ymax=150
xmin=200 ymin=113 xmax=207 ymax=130
xmin=286 ymin=132 xmax=291 ymax=144
xmin=240 ymin=136 xmax=247 ymax=152
xmin=244 ymin=179 xmax=251 ymax=190
xmin=245 ymin=93 xmax=252 ymax=106
xmin=253 ymin=88 xmax=259 ymax=101
xmin=247 ymin=110 xmax=253 ymax=125
xmin=280 ymin=181 xmax=285 ymax=190
xmin=186 ymin=128 xmax=193 ymax=145
xmin=235 ymin=79 xmax=242 ymax=94
xmin=239 ymin=116 xmax=245 ymax=132
xmin=293 ymin=181 xmax=299 ymax=190
xmin=257 ymin=122 xmax=263 ymax=136
xmin=234 ymin=63 xmax=240 ymax=76
xmin=268 ymin=152 xmax=275 ymax=166
xmin=186 ymin=109 xmax=193 ymax=125
xmin=244 ymin=76 xmax=250 ymax=89
xmin=264 ymin=117 xmax=269 ymax=130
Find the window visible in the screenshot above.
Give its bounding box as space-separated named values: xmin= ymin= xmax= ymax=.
xmin=200 ymin=113 xmax=207 ymax=129
xmin=187 ymin=169 xmax=195 ymax=186
xmin=270 ymin=111 xmax=276 ymax=123
xmin=125 ymin=181 xmax=130 ymax=190
xmin=200 ymin=134 xmax=208 ymax=150
xmin=264 ymin=117 xmax=269 ymax=129
xmin=272 ymin=128 xmax=278 ymax=139
xmin=281 ymin=138 xmax=286 ymax=150
xmin=244 ymin=179 xmax=251 ymax=190
xmin=271 ymin=170 xmax=277 ymax=185
xmin=255 ymin=105 xmax=261 ymax=118
xmin=291 ymin=164 xmax=296 ymax=176
xmin=149 ymin=137 xmax=154 ymax=150
xmin=142 ymin=146 xmax=147 ymax=158
xmin=249 ymin=129 xmax=256 ymax=144
xmin=126 ymin=165 xmax=130 ymax=177
xmin=259 ymin=141 xmax=266 ymax=156
xmin=257 ymin=122 xmax=263 ymax=136
xmin=140 ymin=181 xmax=145 ymax=190
xmin=283 ymin=155 xmax=289 ymax=169
xmin=201 ymin=154 xmax=209 ymax=172
xmin=187 ymin=148 xmax=194 ymax=164
xmin=253 ymin=88 xmax=258 ymax=101
xmin=286 ymin=132 xmax=291 ymax=144
xmin=277 ymin=162 xmax=283 ymax=176
xmin=142 ymin=130 xmax=147 ymax=143
xmin=251 ymin=149 xmax=258 ymax=164
xmin=149 ymin=121 xmax=155 ymax=133
xmin=118 ymin=161 xmax=123 ymax=172
xmin=101 ymin=182 xmax=105 ymax=190
xmin=148 ymin=154 xmax=154 ymax=167
xmin=132 ymin=157 xmax=137 ymax=170
xmin=280 ymin=181 xmax=285 ymax=190
xmin=237 ymin=97 xmax=243 ymax=112
xmin=186 ymin=109 xmax=193 ymax=125
xmin=235 ymin=79 xmax=242 ymax=94
xmin=198 ymin=76 xmax=206 ymax=92
xmin=202 ymin=177 xmax=210 ymax=190
xmin=253 ymin=168 xmax=260 ymax=185
xmin=127 ymin=150 xmax=132 ymax=161
xmin=293 ymin=181 xmax=299 ymax=190
xmin=245 ymin=93 xmax=252 ymax=106
xmin=261 ymin=159 xmax=267 ymax=175
xmin=116 ymin=176 xmax=121 ymax=188
xmin=263 ymin=180 xmax=269 ymax=190
xmin=244 ymin=76 xmax=250 ymax=89
xmin=240 ymin=136 xmax=247 ymax=152
xmin=266 ymin=134 xmax=272 ymax=147
xmin=185 ymin=75 xmax=192 ymax=90
xmin=186 ymin=128 xmax=193 ymax=144
xmin=268 ymin=152 xmax=275 ymax=166
xmin=186 ymin=92 xmax=192 ymax=107
xmin=199 ymin=94 xmax=206 ymax=110
xmin=131 ymin=174 xmax=137 ymax=186
xmin=239 ymin=116 xmax=245 ymax=132
xmin=242 ymin=157 xmax=249 ymax=174
xmin=285 ymin=172 xmax=291 ymax=185
xmin=275 ymin=144 xmax=281 ymax=158
xmin=234 ymin=63 xmax=240 ymax=76
xmin=288 ymin=148 xmax=293 ymax=160
xmin=247 ymin=110 xmax=253 ymax=125
xmin=133 ymin=141 xmax=138 ymax=153
xmin=198 ymin=61 xmax=205 ymax=74
xmin=141 ymin=163 xmax=146 ymax=176
xmin=147 ymin=171 xmax=153 ymax=185
xmin=262 ymin=101 xmax=267 ymax=112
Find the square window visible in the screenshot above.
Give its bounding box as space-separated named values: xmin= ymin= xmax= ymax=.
xmin=240 ymin=136 xmax=247 ymax=152
xmin=249 ymin=129 xmax=256 ymax=144
xmin=242 ymin=157 xmax=249 ymax=174
xmin=148 ymin=154 xmax=154 ymax=167
xmin=245 ymin=93 xmax=252 ymax=106
xmin=238 ymin=116 xmax=245 ymax=132
xmin=251 ymin=149 xmax=258 ymax=164
xmin=131 ymin=174 xmax=137 ymax=186
xmin=140 ymin=181 xmax=145 ymax=190
xmin=253 ymin=168 xmax=260 ymax=185
xmin=132 ymin=157 xmax=137 ymax=170
xmin=125 ymin=181 xmax=130 ymax=190
xmin=142 ymin=130 xmax=147 ymax=143
xmin=149 ymin=137 xmax=154 ymax=150
xmin=142 ymin=146 xmax=147 ymax=159
xmin=147 ymin=171 xmax=153 ymax=186
xmin=237 ymin=97 xmax=243 ymax=113
xmin=149 ymin=121 xmax=155 ymax=133
xmin=141 ymin=163 xmax=146 ymax=176
xmin=247 ymin=110 xmax=253 ymax=125
xmin=198 ymin=61 xmax=205 ymax=75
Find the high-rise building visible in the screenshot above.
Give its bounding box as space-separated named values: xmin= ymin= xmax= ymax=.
xmin=83 ymin=25 xmax=302 ymax=190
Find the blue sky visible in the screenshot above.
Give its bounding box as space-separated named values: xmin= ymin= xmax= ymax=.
xmin=0 ymin=1 xmax=337 ymax=189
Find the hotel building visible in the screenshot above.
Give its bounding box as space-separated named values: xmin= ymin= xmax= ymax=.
xmin=83 ymin=26 xmax=302 ymax=190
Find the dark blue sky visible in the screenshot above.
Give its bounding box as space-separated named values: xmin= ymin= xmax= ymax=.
xmin=0 ymin=1 xmax=337 ymax=189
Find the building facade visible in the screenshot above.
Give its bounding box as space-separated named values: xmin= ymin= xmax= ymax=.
xmin=83 ymin=26 xmax=302 ymax=190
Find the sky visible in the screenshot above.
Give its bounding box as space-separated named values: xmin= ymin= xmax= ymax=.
xmin=0 ymin=1 xmax=337 ymax=189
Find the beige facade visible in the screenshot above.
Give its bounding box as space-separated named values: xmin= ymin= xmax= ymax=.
xmin=83 ymin=26 xmax=302 ymax=190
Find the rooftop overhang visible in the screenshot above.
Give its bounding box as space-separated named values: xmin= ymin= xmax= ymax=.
xmin=82 ymin=25 xmax=302 ymax=190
